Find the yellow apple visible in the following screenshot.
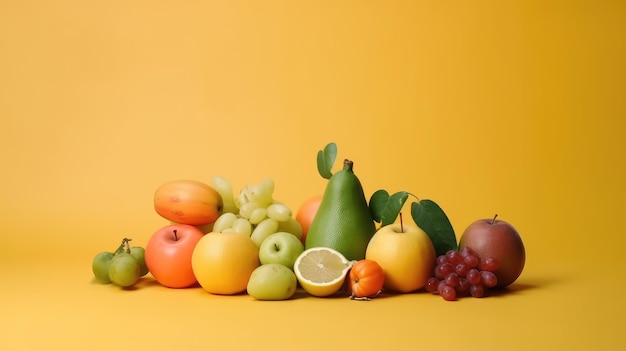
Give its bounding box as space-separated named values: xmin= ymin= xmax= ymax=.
xmin=365 ymin=222 xmax=436 ymax=293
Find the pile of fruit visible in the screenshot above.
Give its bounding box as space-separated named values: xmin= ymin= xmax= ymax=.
xmin=92 ymin=142 xmax=526 ymax=302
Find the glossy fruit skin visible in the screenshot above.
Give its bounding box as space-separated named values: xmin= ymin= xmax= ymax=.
xmin=349 ymin=259 xmax=385 ymax=298
xmin=258 ymin=232 xmax=304 ymax=269
xmin=458 ymin=218 xmax=525 ymax=288
xmin=145 ymin=224 xmax=205 ymax=288
xmin=305 ymin=160 xmax=376 ymax=261
xmin=92 ymin=252 xmax=114 ymax=283
xmin=108 ymin=253 xmax=140 ymax=287
xmin=295 ymin=195 xmax=322 ymax=244
xmin=365 ymin=223 xmax=436 ymax=293
xmin=246 ymin=264 xmax=297 ymax=301
xmin=192 ymin=232 xmax=260 ymax=295
xmin=129 ymin=246 xmax=149 ymax=277
xmin=154 ymin=179 xmax=223 ymax=226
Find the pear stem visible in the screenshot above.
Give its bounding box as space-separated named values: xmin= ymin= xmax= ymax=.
xmin=343 ymin=159 xmax=354 ymax=172
xmin=399 ymin=212 xmax=404 ymax=232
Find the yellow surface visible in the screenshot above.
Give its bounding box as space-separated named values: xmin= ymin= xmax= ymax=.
xmin=1 ymin=1 xmax=625 ymax=349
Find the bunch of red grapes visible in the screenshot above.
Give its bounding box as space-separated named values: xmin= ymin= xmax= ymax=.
xmin=425 ymin=247 xmax=499 ymax=301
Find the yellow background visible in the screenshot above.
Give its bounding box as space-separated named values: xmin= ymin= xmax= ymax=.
xmin=1 ymin=0 xmax=625 ymax=349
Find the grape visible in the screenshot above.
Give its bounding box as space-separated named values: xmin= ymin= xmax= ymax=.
xmin=428 ymin=248 xmax=499 ymax=300
xmin=129 ymin=246 xmax=149 ymax=277
xmin=464 ymin=254 xmax=480 ymax=268
xmin=459 ymin=246 xmax=475 ymax=258
xmin=276 ymin=217 xmax=303 ymax=241
xmin=239 ymin=201 xmax=262 ymax=220
xmin=235 ymin=186 xmax=253 ymax=208
xmin=213 ymin=212 xmax=238 ymax=233
xmin=445 ymin=250 xmax=463 ymax=265
xmin=92 ymin=252 xmax=114 ymax=283
xmin=266 ymin=203 xmax=292 ymax=222
xmin=250 ymin=218 xmax=279 ymax=246
xmin=455 ymin=263 xmax=469 ymax=277
xmin=440 ymin=285 xmax=457 ymax=301
xmin=479 ymin=257 xmax=500 ymax=272
xmin=250 ymin=178 xmax=274 ymax=207
xmin=435 ymin=263 xmax=455 ymax=279
xmin=425 ymin=277 xmax=440 ymax=293
xmin=457 ymin=277 xmax=470 ymax=292
xmin=436 ymin=255 xmax=448 ymax=265
xmin=437 ymin=280 xmax=448 ymax=295
xmin=481 ymin=271 xmax=498 ymax=288
xmin=232 ymin=217 xmax=253 ymax=236
xmin=108 ymin=253 xmax=140 ymax=287
xmin=467 ymin=268 xmax=481 ymax=285
xmin=445 ymin=272 xmax=459 ymax=288
xmin=470 ymin=283 xmax=485 ymax=298
xmin=249 ymin=207 xmax=267 ymax=225
xmin=210 ymin=176 xmax=239 ymax=214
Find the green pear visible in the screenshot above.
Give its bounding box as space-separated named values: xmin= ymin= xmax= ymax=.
xmin=304 ymin=159 xmax=376 ymax=261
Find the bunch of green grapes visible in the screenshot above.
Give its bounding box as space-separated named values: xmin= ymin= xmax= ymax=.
xmin=210 ymin=176 xmax=303 ymax=246
xmin=92 ymin=238 xmax=149 ymax=288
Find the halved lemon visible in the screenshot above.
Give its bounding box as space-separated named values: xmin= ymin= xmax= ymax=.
xmin=294 ymin=247 xmax=354 ymax=297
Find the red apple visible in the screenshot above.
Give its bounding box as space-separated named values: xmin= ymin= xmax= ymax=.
xmin=145 ymin=224 xmax=205 ymax=288
xmin=458 ymin=215 xmax=525 ymax=288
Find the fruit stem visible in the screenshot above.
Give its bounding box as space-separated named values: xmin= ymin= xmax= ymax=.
xmin=399 ymin=212 xmax=404 ymax=232
xmin=173 ymin=229 xmax=178 ymax=241
xmin=124 ymin=238 xmax=132 ymax=253
xmin=343 ymin=159 xmax=354 ymax=172
xmin=114 ymin=238 xmax=127 ymax=255
xmin=491 ymin=214 xmax=498 ymax=224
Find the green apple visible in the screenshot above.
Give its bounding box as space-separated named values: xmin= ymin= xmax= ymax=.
xmin=258 ymin=232 xmax=304 ymax=269
xmin=246 ymin=263 xmax=297 ymax=300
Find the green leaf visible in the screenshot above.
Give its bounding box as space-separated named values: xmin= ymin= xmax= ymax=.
xmin=317 ymin=142 xmax=337 ymax=179
xmin=369 ymin=190 xmax=389 ymax=223
xmin=411 ymin=200 xmax=457 ymax=256
xmin=369 ymin=190 xmax=408 ymax=226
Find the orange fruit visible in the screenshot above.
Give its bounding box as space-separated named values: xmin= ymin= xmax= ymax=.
xmin=349 ymin=259 xmax=385 ymax=299
xmin=295 ymin=195 xmax=322 ymax=244
xmin=365 ymin=223 xmax=436 ymax=293
xmin=191 ymin=232 xmax=260 ymax=295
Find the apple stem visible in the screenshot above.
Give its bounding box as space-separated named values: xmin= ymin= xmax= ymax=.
xmin=399 ymin=212 xmax=404 ymax=232
xmin=173 ymin=229 xmax=178 ymax=241
xmin=491 ymin=214 xmax=498 ymax=225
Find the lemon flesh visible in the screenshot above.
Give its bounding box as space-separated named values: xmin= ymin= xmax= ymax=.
xmin=294 ymin=247 xmax=353 ymax=297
